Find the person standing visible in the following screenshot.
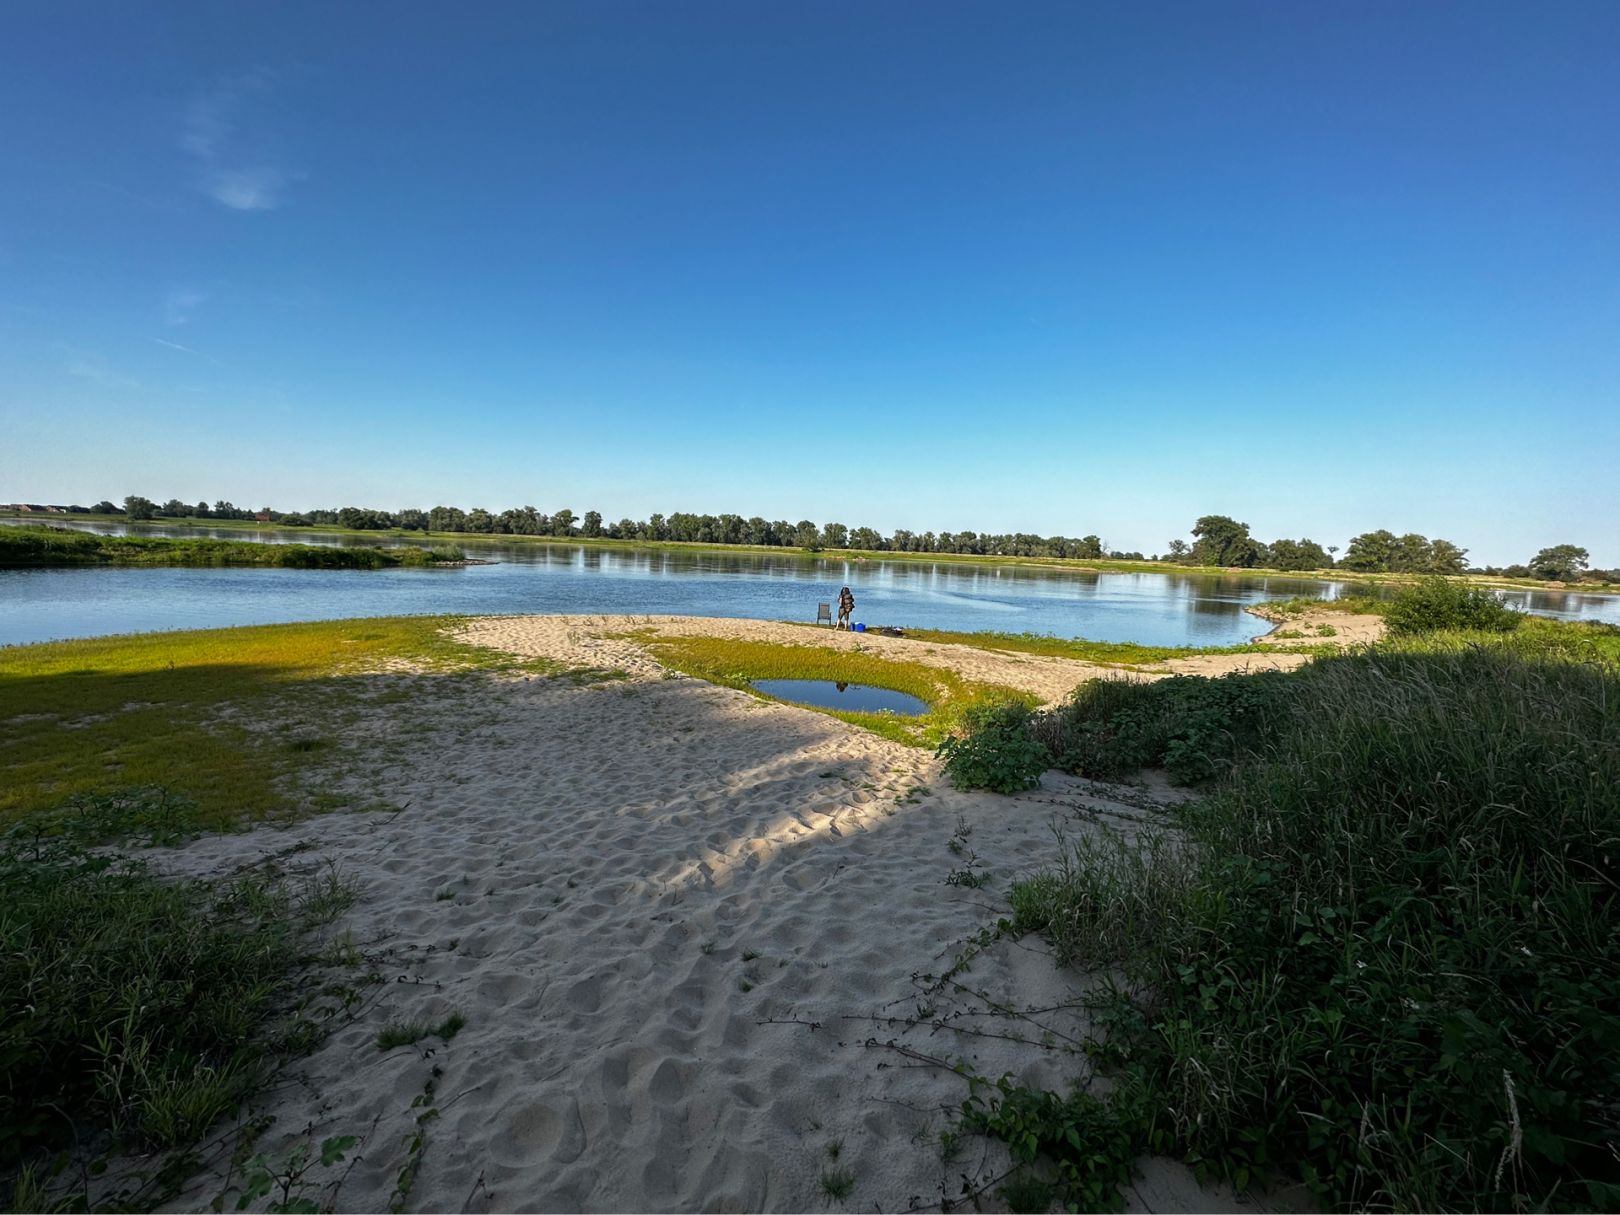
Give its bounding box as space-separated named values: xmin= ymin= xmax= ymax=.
xmin=836 ymin=585 xmax=855 ymax=630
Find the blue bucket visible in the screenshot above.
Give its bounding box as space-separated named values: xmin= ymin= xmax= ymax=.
xmin=853 ymin=622 xmax=866 ymax=633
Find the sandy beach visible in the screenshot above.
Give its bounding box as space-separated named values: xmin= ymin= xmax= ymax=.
xmin=132 ymin=615 xmax=1310 ymax=1213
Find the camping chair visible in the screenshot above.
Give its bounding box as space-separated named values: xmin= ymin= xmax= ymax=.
xmin=816 ymin=602 xmax=832 ymax=626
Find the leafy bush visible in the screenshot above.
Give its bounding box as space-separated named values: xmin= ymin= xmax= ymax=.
xmin=1383 ymin=578 xmax=1522 ymax=635
xmin=937 ymin=701 xmax=1050 ymax=792
xmin=1032 ymin=673 xmax=1292 ymax=785
xmin=1009 ymin=645 xmax=1620 ymax=1211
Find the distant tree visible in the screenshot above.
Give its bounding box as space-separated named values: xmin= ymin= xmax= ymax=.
xmin=1191 ymin=515 xmax=1263 ymax=567
xmin=849 ymin=526 xmax=884 ymax=550
xmin=1074 ymin=535 xmax=1105 ymax=560
xmin=160 ymin=498 xmax=188 ymax=517
xmin=122 ymin=495 xmax=157 ymax=521
xmin=1529 ymin=544 xmax=1589 ymax=581
xmin=821 ymin=522 xmax=849 ymax=549
xmin=794 ymin=519 xmax=821 ymax=549
xmin=1267 ymin=538 xmax=1333 ymax=571
xmin=1427 ymin=539 xmax=1469 ymax=576
xmin=581 ymin=510 xmax=603 ymax=538
xmin=279 ymin=513 xmax=311 ymax=526
xmin=92 ymin=500 xmax=118 ymax=515
xmin=1342 ymin=529 xmax=1399 ymax=572
xmin=397 ymin=509 xmax=428 ymax=531
xmin=196 ymin=500 xmax=211 ymax=517
xmin=550 ymin=508 xmax=577 ymax=536
xmin=1164 ymin=538 xmax=1190 ymax=562
xmin=1392 ymin=533 xmax=1434 ymax=573
xmin=464 ymin=508 xmax=494 ymax=533
xmin=428 ymin=505 xmax=467 ymax=533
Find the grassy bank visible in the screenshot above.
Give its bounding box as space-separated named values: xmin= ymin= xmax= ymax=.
xmin=0 ymin=616 xmax=561 ymax=832
xmin=897 ymin=626 xmax=1284 ymax=668
xmin=939 ymin=598 xmax=1620 ymax=1210
xmin=0 ymin=525 xmax=464 ymax=569
xmin=634 ymin=633 xmax=1032 ymax=746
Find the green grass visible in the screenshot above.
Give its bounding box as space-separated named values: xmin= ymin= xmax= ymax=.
xmin=0 ymin=525 xmax=463 ymax=569
xmin=375 ymin=1011 xmax=465 ymax=1052
xmin=636 ymin=634 xmax=1032 ymax=745
xmin=0 ymin=616 xmax=564 ymax=831
xmin=997 ymin=634 xmax=1620 ymax=1211
xmin=0 ymin=828 xmax=354 ymax=1171
xmin=817 ymin=1165 xmax=855 ymax=1203
xmin=894 ymin=627 xmax=1275 ymax=667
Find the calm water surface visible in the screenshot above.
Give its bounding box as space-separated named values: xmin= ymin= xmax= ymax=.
xmin=4 ymin=521 xmax=1617 ymax=648
xmin=751 ymin=680 xmax=930 ymax=716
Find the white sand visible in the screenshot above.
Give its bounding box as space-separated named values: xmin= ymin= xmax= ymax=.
xmin=137 ymin=616 xmax=1293 ymax=1213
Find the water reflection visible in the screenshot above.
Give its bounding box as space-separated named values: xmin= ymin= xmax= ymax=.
xmin=3 ymin=519 xmax=1617 ymax=647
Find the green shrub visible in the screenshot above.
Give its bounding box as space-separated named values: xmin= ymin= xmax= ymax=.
xmin=1033 ymin=673 xmax=1292 ymax=785
xmin=1383 ymin=578 xmax=1522 ymax=635
xmin=1010 ymin=645 xmax=1620 ymax=1211
xmin=937 ymin=701 xmax=1050 ymax=792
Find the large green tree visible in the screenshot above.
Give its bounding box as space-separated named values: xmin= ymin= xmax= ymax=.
xmin=1191 ymin=515 xmax=1264 ymax=567
xmin=1529 ymin=544 xmax=1589 ymax=580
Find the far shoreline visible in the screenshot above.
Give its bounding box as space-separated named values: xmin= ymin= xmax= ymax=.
xmin=5 ymin=511 xmax=1617 ymax=597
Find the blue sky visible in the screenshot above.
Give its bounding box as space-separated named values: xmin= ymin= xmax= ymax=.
xmin=2 ymin=0 xmax=1616 ymax=565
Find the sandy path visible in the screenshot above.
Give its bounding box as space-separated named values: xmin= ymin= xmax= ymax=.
xmin=134 ymin=619 xmax=1284 ymax=1213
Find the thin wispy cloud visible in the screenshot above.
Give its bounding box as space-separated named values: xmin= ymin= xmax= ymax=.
xmin=180 ymin=70 xmax=300 ymax=213
xmin=65 ymin=357 xmax=141 ymax=391
xmin=207 ymin=167 xmax=291 ymax=212
xmin=165 ymin=287 xmax=206 ymax=326
xmin=150 ymin=336 xmax=202 ymax=355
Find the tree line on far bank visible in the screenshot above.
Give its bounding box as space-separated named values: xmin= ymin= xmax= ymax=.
xmin=22 ymin=497 xmax=1611 ymax=584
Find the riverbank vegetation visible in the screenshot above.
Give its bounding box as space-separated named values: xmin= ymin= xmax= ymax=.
xmin=0 ymin=616 xmax=562 ymax=831
xmin=897 ymin=627 xmax=1288 ymax=669
xmin=9 ymin=502 xmax=1614 ymax=586
xmin=1 ymin=825 xmax=356 ymax=1202
xmin=0 ymin=526 xmax=464 ymax=569
xmin=939 ymin=588 xmax=1620 ymax=1211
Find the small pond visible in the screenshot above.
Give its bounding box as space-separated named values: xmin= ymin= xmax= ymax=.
xmin=751 ymin=679 xmax=930 ymax=716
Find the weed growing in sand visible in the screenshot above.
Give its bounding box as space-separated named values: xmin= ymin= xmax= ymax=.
xmin=699 ymin=940 xmax=716 ymax=955
xmin=235 ymin=1132 xmax=358 ymax=1213
xmin=434 ymin=886 xmax=456 ymax=902
xmin=741 ymin=948 xmax=761 ymax=962
xmin=818 ymin=1165 xmax=855 ymax=1203
xmin=389 ymin=1067 xmax=441 ymax=1213
xmin=375 ymin=1011 xmax=466 ymax=1052
xmin=937 ymin=701 xmax=1049 ymax=792
xmin=0 ymin=830 xmax=358 ymax=1173
xmin=944 ymin=867 xmax=991 ymax=889
xmin=737 ymin=977 xmax=755 ymax=993
xmin=1001 ymin=1172 xmax=1057 ymax=1214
